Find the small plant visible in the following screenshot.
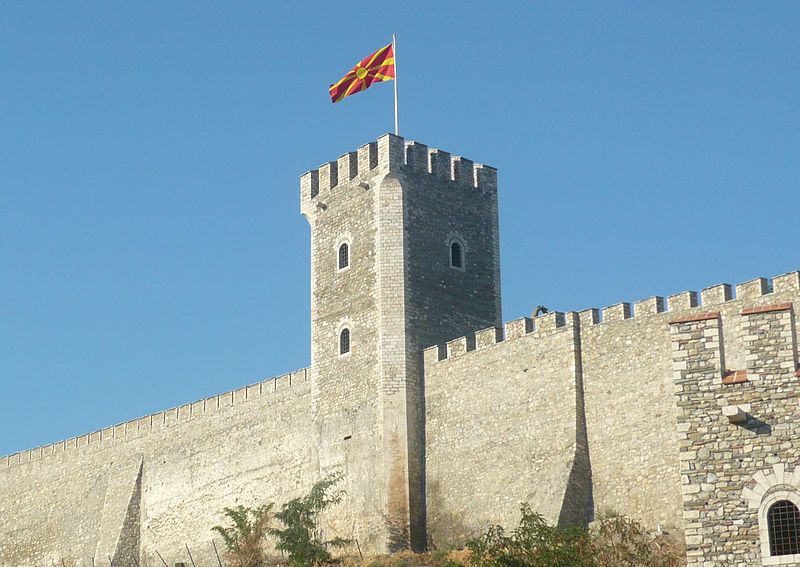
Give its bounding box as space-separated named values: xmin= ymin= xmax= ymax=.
xmin=466 ymin=503 xmax=593 ymax=567
xmin=270 ymin=471 xmax=351 ymax=565
xmin=212 ymin=503 xmax=274 ymax=567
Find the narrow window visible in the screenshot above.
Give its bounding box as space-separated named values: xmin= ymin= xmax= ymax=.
xmin=338 ymin=243 xmax=349 ymax=270
xmin=339 ymin=328 xmax=351 ymax=355
xmin=768 ymin=500 xmax=800 ymax=556
xmin=450 ymin=241 xmax=463 ymax=269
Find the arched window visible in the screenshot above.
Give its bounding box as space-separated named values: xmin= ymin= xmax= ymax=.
xmin=768 ymin=500 xmax=800 ymax=556
xmin=339 ymin=328 xmax=350 ymax=355
xmin=450 ymin=241 xmax=464 ymax=269
xmin=338 ymin=243 xmax=350 ymax=270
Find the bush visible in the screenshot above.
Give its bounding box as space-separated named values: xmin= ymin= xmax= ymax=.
xmin=212 ymin=503 xmax=274 ymax=567
xmin=466 ymin=504 xmax=593 ymax=567
xmin=466 ymin=504 xmax=686 ymax=567
xmin=591 ymin=515 xmax=685 ymax=567
xmin=269 ymin=471 xmax=351 ymax=566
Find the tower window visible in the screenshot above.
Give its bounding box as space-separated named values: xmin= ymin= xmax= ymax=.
xmin=450 ymin=241 xmax=464 ymax=270
xmin=768 ymin=500 xmax=800 ymax=556
xmin=339 ymin=328 xmax=351 ymax=355
xmin=338 ymin=243 xmax=350 ymax=270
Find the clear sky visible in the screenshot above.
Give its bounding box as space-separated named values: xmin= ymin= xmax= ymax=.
xmin=1 ymin=2 xmax=798 ymax=456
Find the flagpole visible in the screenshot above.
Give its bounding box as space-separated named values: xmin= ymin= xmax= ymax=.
xmin=392 ymin=34 xmax=399 ymax=135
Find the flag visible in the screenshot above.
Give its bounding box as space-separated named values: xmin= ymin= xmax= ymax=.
xmin=329 ymin=42 xmax=395 ymax=103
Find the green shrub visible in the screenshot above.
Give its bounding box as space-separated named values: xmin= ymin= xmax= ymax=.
xmin=466 ymin=504 xmax=686 ymax=567
xmin=212 ymin=503 xmax=274 ymax=567
xmin=269 ymin=471 xmax=351 ymax=566
xmin=466 ymin=503 xmax=593 ymax=567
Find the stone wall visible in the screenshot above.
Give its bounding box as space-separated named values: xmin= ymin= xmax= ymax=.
xmin=671 ymin=277 xmax=800 ymax=566
xmin=424 ymin=312 xmax=590 ymax=547
xmin=580 ymin=272 xmax=800 ymax=539
xmin=0 ymin=369 xmax=320 ymax=567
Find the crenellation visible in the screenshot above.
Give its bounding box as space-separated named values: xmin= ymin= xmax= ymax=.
xmin=700 ymin=283 xmax=732 ymax=305
xmin=668 ymin=290 xmax=699 ymax=311
xmin=405 ymin=141 xmax=428 ymax=171
xmin=446 ymin=336 xmax=471 ymax=358
xmin=424 ymin=311 xmax=578 ymax=365
xmin=357 ymin=140 xmax=378 ymax=173
xmin=578 ymin=308 xmax=600 ymax=326
xmin=0 ymin=367 xmax=310 ymax=471
xmin=634 ymin=296 xmax=665 ymax=315
xmin=451 ymin=156 xmax=475 ymax=186
xmin=475 ymin=326 xmax=503 ymax=349
xmin=736 ymin=277 xmax=770 ymax=300
xmin=274 ymin=373 xmax=290 ymax=390
xmin=474 ymin=164 xmax=497 ymax=192
xmin=602 ymin=302 xmax=631 ymax=323
xmin=301 ymin=169 xmax=319 ymax=201
xmin=534 ymin=310 xmax=566 ymax=332
xmin=505 ymin=316 xmax=534 ymax=339
xmin=377 ymin=132 xmax=404 ymax=169
xmin=319 ymin=161 xmax=338 ymax=191
xmin=177 ymin=404 xmax=190 ymax=420
xmin=300 ymin=136 xmax=498 ymax=223
xmin=428 ymin=148 xmax=451 ymax=179
xmin=338 ymin=151 xmax=358 ymax=181
xmin=773 ymin=270 xmax=800 ymax=294
xmin=245 ymin=383 xmax=259 ymax=399
xmin=150 ymin=411 xmax=164 ymax=426
xmin=423 ymin=345 xmax=443 ymax=366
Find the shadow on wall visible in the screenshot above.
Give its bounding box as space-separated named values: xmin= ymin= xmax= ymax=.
xmin=558 ymin=327 xmax=594 ymax=529
xmin=557 ymin=441 xmax=594 ymax=528
xmin=425 ymin=479 xmax=476 ymax=550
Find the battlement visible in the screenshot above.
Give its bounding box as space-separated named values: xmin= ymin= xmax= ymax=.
xmin=300 ymin=134 xmax=497 ymax=212
xmin=2 ymin=367 xmax=310 ymax=469
xmin=423 ymin=311 xmax=574 ymax=366
xmin=423 ymin=270 xmax=799 ymax=365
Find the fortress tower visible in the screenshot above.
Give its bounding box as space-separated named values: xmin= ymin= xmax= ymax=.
xmin=300 ymin=133 xmax=501 ymax=551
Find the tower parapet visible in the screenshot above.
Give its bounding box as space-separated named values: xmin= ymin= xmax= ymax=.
xmin=300 ymin=134 xmax=497 ymax=217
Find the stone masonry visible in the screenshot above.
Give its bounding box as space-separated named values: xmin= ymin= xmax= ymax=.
xmin=0 ymin=134 xmax=798 ymax=566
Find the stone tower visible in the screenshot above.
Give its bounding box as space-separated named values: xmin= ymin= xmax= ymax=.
xmin=300 ymin=133 xmax=501 ymax=552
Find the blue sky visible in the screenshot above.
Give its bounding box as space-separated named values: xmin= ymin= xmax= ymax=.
xmin=1 ymin=2 xmax=798 ymax=455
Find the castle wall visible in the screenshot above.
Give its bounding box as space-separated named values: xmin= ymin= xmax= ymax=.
xmin=399 ymin=139 xmax=502 ymax=548
xmin=0 ymin=369 xmax=320 ymax=567
xmin=423 ymin=312 xmax=589 ymax=547
xmin=3 ymin=124 xmax=798 ymax=567
xmin=581 ymin=272 xmax=800 ymax=538
xmin=580 ymin=298 xmax=684 ymax=531
xmin=670 ymin=274 xmax=800 ymax=566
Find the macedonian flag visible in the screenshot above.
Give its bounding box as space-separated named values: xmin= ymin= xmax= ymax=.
xmin=329 ymin=42 xmax=395 ymax=103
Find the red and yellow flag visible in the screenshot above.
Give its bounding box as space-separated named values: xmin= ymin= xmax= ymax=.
xmin=329 ymin=42 xmax=395 ymax=103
